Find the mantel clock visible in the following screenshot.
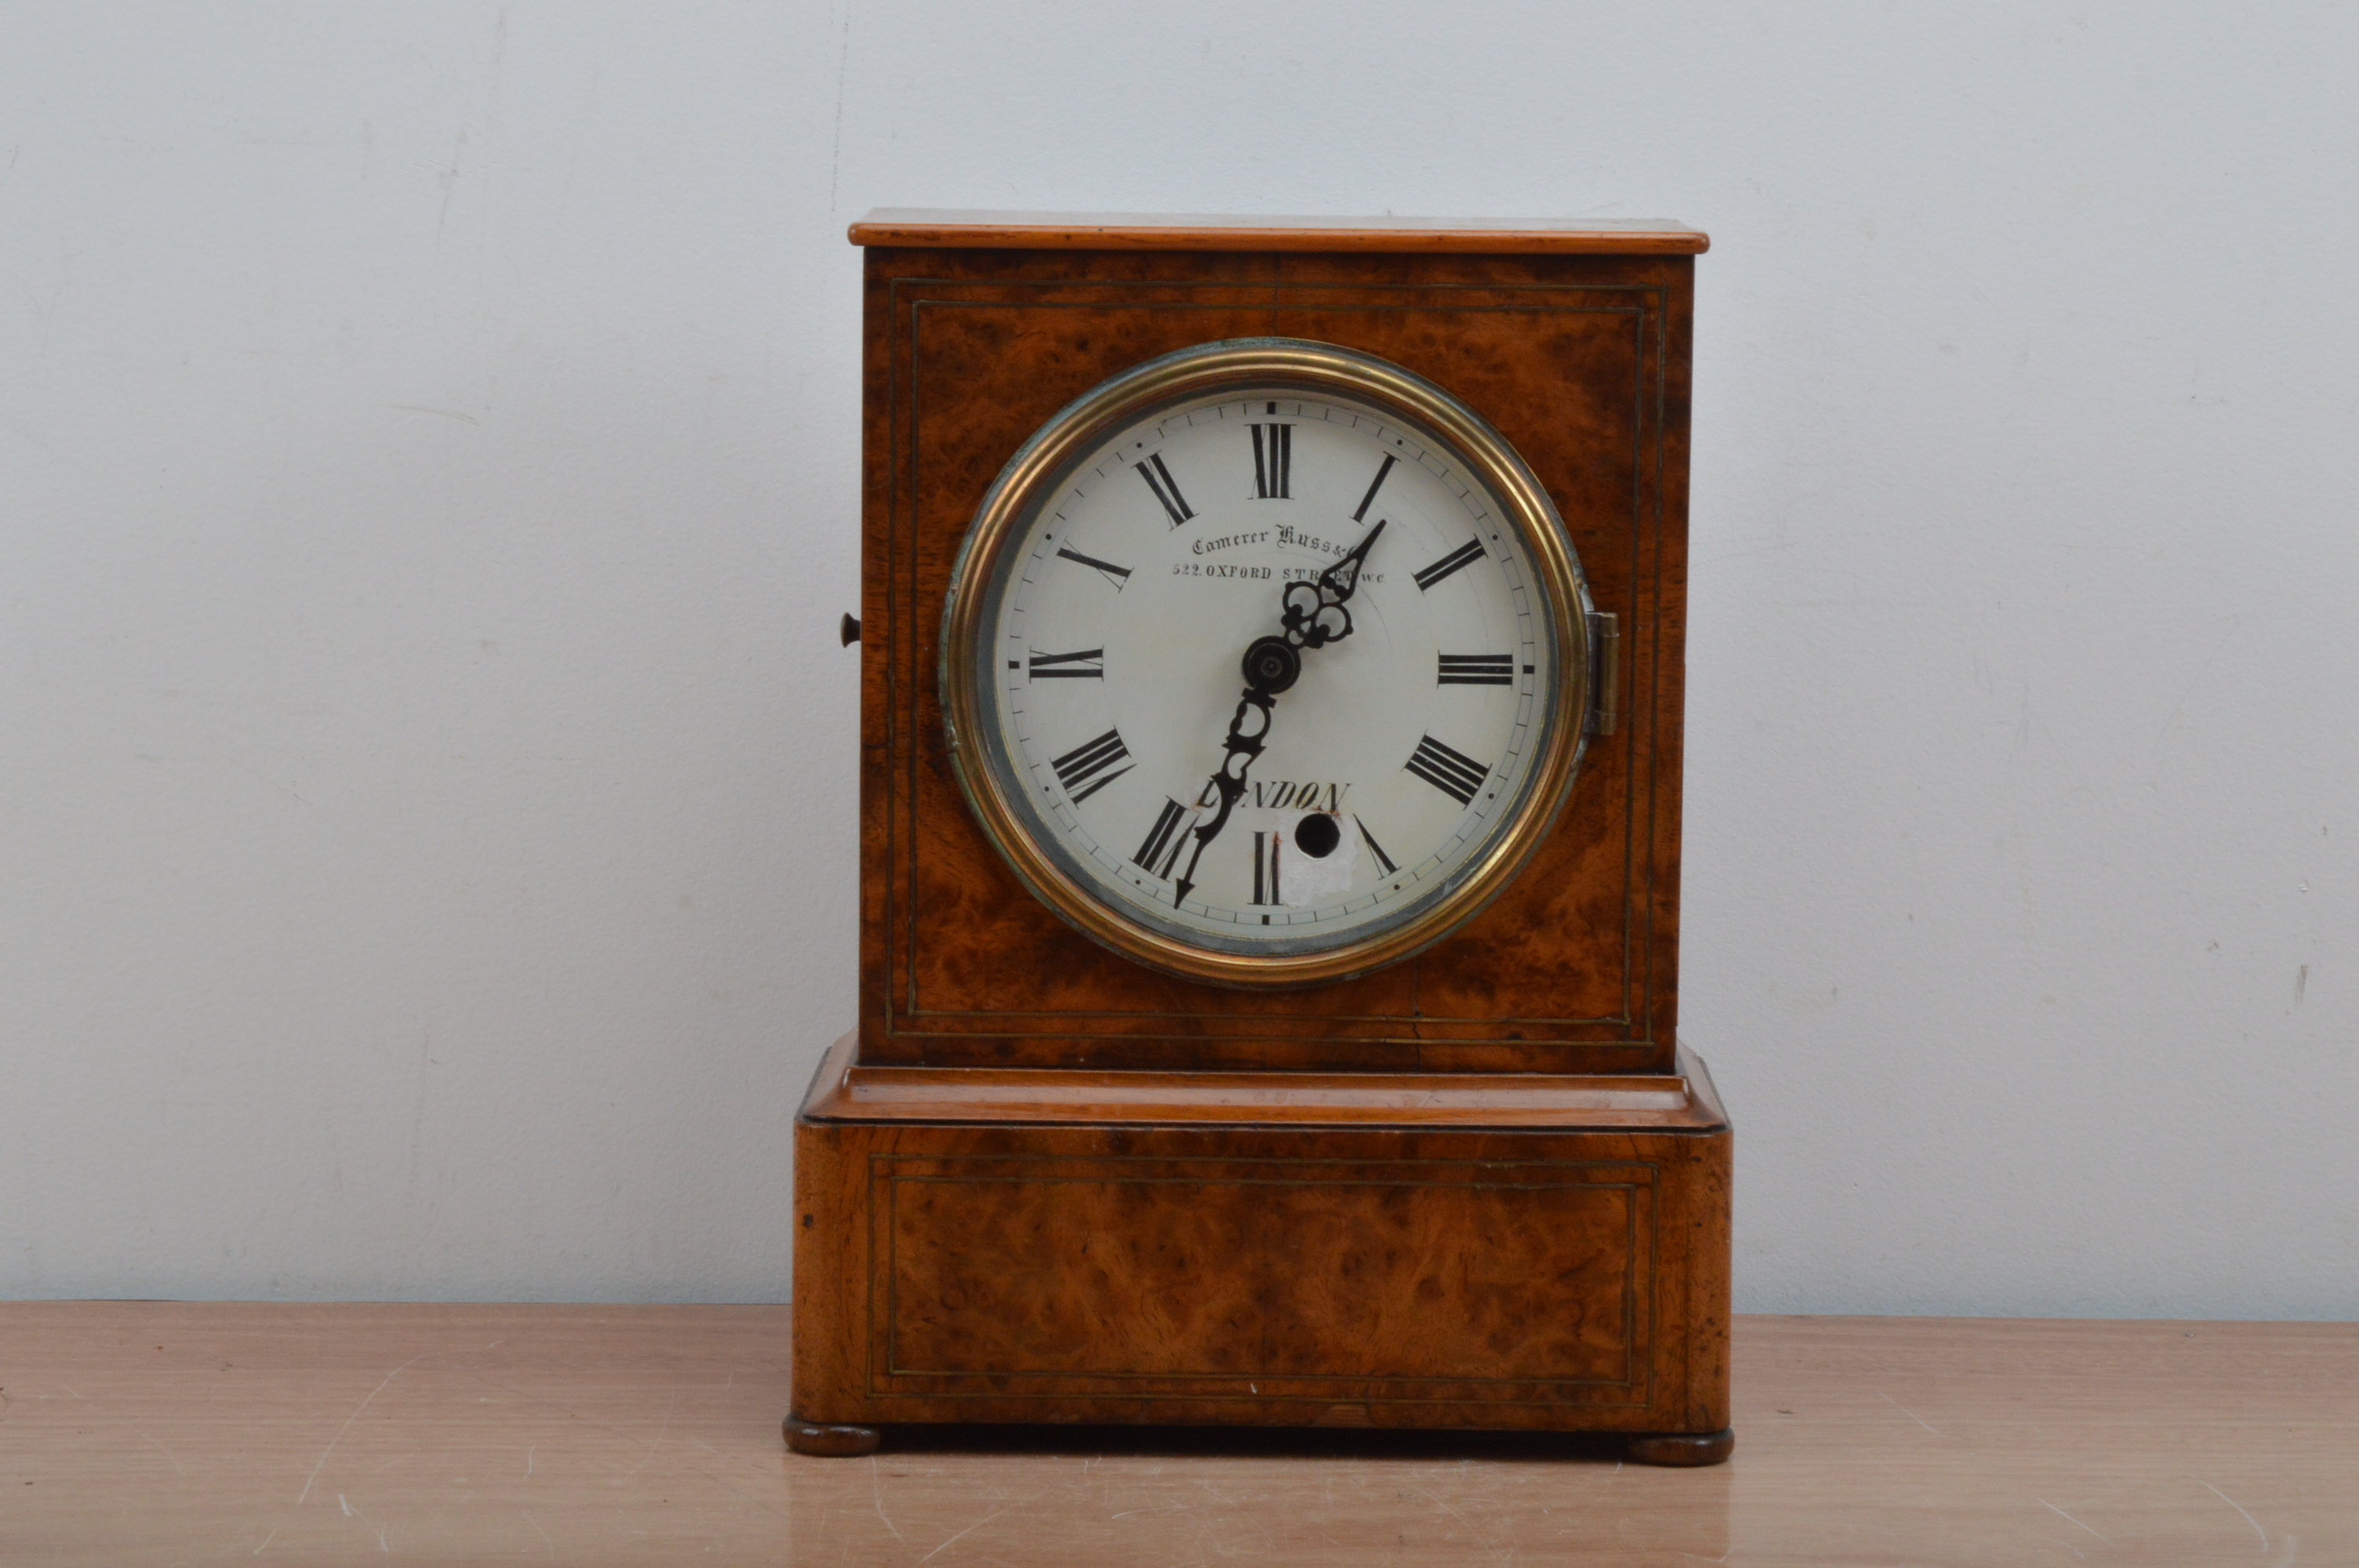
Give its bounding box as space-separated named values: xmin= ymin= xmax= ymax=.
xmin=789 ymin=211 xmax=1731 ymax=1465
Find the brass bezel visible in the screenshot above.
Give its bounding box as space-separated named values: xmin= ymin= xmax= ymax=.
xmin=940 ymin=339 xmax=1592 ymax=989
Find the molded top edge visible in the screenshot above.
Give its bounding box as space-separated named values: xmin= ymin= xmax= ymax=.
xmin=850 ymin=209 xmax=1709 ymax=255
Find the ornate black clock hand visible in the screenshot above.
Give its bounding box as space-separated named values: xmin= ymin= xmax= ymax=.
xmin=1169 ymin=660 xmax=1280 ymax=908
xmin=1169 ymin=521 xmax=1386 ymax=907
xmin=1286 ymin=515 xmax=1386 ymax=645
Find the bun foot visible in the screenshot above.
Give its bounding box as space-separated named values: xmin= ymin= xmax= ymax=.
xmin=1627 ymin=1427 xmax=1735 ymax=1467
xmin=784 ymin=1415 xmax=881 ymax=1456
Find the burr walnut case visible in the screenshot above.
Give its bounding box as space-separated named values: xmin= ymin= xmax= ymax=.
xmin=789 ymin=212 xmax=1730 ymax=1466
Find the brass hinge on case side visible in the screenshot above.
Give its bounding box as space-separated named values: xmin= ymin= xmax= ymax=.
xmin=1586 ymin=612 xmax=1619 ymax=737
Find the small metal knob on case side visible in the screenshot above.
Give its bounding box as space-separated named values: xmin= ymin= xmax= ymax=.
xmin=840 ymin=613 xmax=860 ymax=647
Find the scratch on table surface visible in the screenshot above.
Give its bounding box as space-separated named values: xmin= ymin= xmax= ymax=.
xmin=297 ymin=1354 xmax=427 ymax=1504
xmin=687 ymin=1434 xmax=779 ymax=1481
xmin=251 ymin=1528 xmax=276 ymax=1555
xmin=619 ymin=1392 xmax=676 ymax=1485
xmin=1898 ymin=1477 xmax=1955 ymax=1547
xmin=2204 ymin=1481 xmax=2267 ymax=1552
xmin=524 ymin=1445 xmax=534 ymax=1479
xmin=668 ymin=1454 xmax=798 ymax=1524
xmin=336 ymin=1494 xmax=391 ymax=1554
xmin=133 ymin=1427 xmax=186 ymax=1475
xmin=1878 ymin=1389 xmax=1942 ymax=1436
xmin=525 ymin=1510 xmax=554 ymax=1559
xmin=914 ymin=1493 xmax=1042 ymax=1566
xmin=1405 ymin=1485 xmax=1489 ymax=1552
xmin=2038 ymin=1498 xmax=2111 ymax=1544
xmin=869 ymin=1454 xmax=903 ymax=1540
xmin=510 ymin=1401 xmax=783 ymax=1531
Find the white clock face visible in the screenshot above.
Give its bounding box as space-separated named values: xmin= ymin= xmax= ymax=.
xmin=964 ymin=365 xmax=1573 ymax=961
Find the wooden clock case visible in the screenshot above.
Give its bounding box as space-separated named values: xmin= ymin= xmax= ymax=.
xmin=789 ymin=212 xmax=1731 ymax=1465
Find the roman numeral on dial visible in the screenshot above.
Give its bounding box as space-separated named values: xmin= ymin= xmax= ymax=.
xmin=1250 ymin=424 xmax=1291 ymax=499
xmin=1352 ymin=453 xmax=1396 ymax=522
xmin=1404 ymin=734 xmax=1490 ymax=806
xmin=1437 ymin=653 xmax=1514 ymax=685
xmin=1250 ymin=831 xmax=1281 ymax=905
xmin=1134 ymin=453 xmax=1194 ymax=527
xmin=1132 ymin=797 xmax=1191 ymax=878
xmin=1028 ymin=648 xmax=1104 ymax=679
xmin=1050 ymin=728 xmax=1133 ymax=805
xmin=1413 ymin=539 xmax=1487 ymax=592
xmin=1354 ymin=815 xmax=1398 ymax=877
xmin=1054 ymin=546 xmax=1132 ymax=590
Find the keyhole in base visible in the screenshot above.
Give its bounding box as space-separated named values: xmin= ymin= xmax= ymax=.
xmin=1294 ymin=814 xmax=1341 ymax=858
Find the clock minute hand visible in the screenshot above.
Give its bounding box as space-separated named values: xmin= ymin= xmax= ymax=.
xmin=1169 ymin=518 xmax=1387 ymax=908
xmin=1169 ymin=678 xmax=1276 ymax=908
xmin=1321 ymin=514 xmax=1385 ymax=603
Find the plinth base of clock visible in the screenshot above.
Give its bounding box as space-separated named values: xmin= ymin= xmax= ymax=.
xmin=787 ymin=1034 xmax=1732 ymax=1462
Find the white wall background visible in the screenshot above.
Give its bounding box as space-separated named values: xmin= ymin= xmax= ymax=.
xmin=3 ymin=2 xmax=2353 ymax=1316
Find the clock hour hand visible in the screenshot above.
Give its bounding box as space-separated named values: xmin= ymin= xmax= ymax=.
xmin=1169 ymin=519 xmax=1386 ymax=908
xmin=1280 ymin=517 xmax=1385 ymax=650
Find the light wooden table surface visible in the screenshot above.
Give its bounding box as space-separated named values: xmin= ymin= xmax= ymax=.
xmin=2 ymin=1305 xmax=2349 ymax=1565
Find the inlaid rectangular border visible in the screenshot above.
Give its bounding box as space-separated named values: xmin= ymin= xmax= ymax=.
xmin=871 ymin=269 xmax=1680 ymax=1050
xmin=864 ymin=1152 xmax=1657 ymax=1409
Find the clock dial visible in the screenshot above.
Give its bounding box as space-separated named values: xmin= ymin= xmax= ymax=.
xmin=945 ymin=340 xmax=1591 ymax=983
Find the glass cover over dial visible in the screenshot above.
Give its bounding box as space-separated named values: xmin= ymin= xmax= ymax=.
xmin=943 ymin=340 xmax=1591 ymax=986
